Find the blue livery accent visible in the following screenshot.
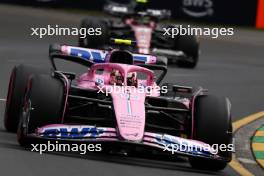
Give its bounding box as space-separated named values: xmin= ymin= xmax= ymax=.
xmin=42 ymin=127 xmax=104 ymax=138
xmin=69 ymin=48 xmax=106 ymax=63
xmin=67 ymin=47 xmax=149 ymax=64
xmin=133 ymin=56 xmax=148 ymax=62
xmin=155 ymin=134 xmax=212 ymax=156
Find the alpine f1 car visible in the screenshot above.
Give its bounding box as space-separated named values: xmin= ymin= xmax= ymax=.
xmin=5 ymin=39 xmax=231 ymax=171
xmin=79 ymin=0 xmax=200 ymax=68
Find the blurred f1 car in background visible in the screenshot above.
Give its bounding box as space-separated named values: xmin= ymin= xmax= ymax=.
xmin=79 ymin=0 xmax=200 ymax=68
xmin=4 ymin=39 xmax=231 ymax=171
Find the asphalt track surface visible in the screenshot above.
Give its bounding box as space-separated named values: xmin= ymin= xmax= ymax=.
xmin=0 ymin=4 xmax=264 ymax=176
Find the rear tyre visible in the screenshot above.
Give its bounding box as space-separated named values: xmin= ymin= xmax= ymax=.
xmin=174 ymin=35 xmax=199 ymax=68
xmin=4 ymin=64 xmax=48 ymax=132
xmin=79 ymin=18 xmax=109 ymax=48
xmin=17 ymin=74 xmax=64 ymax=146
xmin=189 ymin=95 xmax=232 ymax=171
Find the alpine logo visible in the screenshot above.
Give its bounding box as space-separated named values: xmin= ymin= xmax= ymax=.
xmin=182 ymin=0 xmax=214 ymax=18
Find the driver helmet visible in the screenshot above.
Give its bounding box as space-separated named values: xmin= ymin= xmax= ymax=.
xmin=127 ymin=72 xmax=138 ymax=87
xmin=110 ymin=69 xmax=124 ymax=86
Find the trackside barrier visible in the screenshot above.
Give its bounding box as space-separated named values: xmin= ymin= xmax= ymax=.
xmin=256 ymin=0 xmax=264 ymax=28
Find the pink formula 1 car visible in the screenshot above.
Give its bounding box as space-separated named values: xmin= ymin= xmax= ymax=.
xmin=4 ymin=41 xmax=232 ymax=171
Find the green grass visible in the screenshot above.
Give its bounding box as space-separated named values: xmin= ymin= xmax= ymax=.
xmin=254 ymin=151 xmax=264 ymax=159
xmin=253 ymin=137 xmax=264 ymax=143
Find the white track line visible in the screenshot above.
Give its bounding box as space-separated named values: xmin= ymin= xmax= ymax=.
xmin=0 ymin=98 xmax=6 ymax=102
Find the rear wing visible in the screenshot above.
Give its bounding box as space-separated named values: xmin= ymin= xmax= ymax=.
xmin=49 ymin=44 xmax=166 ymax=69
xmin=49 ymin=44 xmax=167 ymax=84
xmin=103 ymin=0 xmax=135 ymax=16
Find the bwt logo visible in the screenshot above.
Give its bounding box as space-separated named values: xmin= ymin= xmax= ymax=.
xmin=42 ymin=127 xmax=104 ymax=138
xmin=182 ymin=0 xmax=214 ymax=18
xmin=69 ymin=48 xmax=107 ymax=63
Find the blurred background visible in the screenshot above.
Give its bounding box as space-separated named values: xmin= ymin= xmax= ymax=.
xmin=1 ymin=0 xmax=264 ymax=28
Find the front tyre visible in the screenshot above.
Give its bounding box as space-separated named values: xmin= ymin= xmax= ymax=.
xmin=174 ymin=35 xmax=199 ymax=68
xmin=4 ymin=64 xmax=48 ymax=132
xmin=189 ymin=95 xmax=232 ymax=171
xmin=17 ymin=74 xmax=65 ymax=146
xmin=78 ymin=18 xmax=109 ymax=48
